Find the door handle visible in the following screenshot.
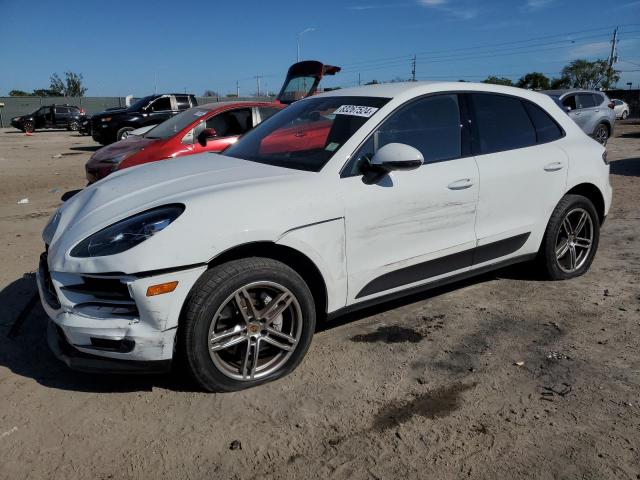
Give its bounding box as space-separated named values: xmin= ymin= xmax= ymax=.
xmin=594 ymin=109 xmax=600 ymax=112
xmin=573 ymin=112 xmax=581 ymax=116
xmin=447 ymin=178 xmax=474 ymax=190
xmin=544 ymin=162 xmax=564 ymax=172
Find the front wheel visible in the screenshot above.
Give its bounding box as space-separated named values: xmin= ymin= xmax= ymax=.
xmin=23 ymin=121 xmax=34 ymax=133
xmin=180 ymin=258 xmax=316 ymax=392
xmin=116 ymin=127 xmax=134 ymax=141
xmin=593 ymin=123 xmax=609 ymax=145
xmin=537 ymin=194 xmax=600 ymax=280
xmin=68 ymin=121 xmax=79 ymax=131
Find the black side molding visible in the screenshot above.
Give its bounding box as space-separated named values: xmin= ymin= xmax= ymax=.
xmin=356 ymin=233 xmax=530 ymax=299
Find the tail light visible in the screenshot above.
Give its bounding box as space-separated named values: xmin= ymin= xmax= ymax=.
xmin=79 ymin=108 xmax=86 ymax=115
xmin=607 ymin=102 xmax=615 ymax=109
xmin=602 ymin=151 xmax=609 ymax=165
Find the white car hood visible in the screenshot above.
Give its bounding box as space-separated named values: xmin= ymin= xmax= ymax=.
xmin=46 ymin=153 xmax=334 ymax=274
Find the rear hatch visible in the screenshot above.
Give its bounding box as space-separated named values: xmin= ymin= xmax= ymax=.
xmin=276 ymin=61 xmax=341 ymax=105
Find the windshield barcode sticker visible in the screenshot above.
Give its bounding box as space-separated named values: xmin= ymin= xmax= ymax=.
xmin=193 ymin=111 xmax=207 ymax=117
xmin=334 ymin=105 xmax=379 ymax=117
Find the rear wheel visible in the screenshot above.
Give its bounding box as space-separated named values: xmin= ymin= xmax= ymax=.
xmin=180 ymin=258 xmax=316 ymax=392
xmin=117 ymin=127 xmax=134 ymax=141
xmin=537 ymin=194 xmax=600 ymax=280
xmin=593 ymin=123 xmax=609 ymax=145
xmin=68 ymin=121 xmax=79 ymax=131
xmin=621 ymin=110 xmax=628 ymax=120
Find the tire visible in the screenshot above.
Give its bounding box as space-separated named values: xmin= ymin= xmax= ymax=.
xmin=537 ymin=194 xmax=600 ymax=280
xmin=23 ymin=121 xmax=34 ymax=133
xmin=116 ymin=127 xmax=134 ymax=141
xmin=621 ymin=110 xmax=628 ymax=120
xmin=593 ymin=123 xmax=609 ymax=145
xmin=68 ymin=121 xmax=79 ymax=131
xmin=180 ymin=258 xmax=316 ymax=392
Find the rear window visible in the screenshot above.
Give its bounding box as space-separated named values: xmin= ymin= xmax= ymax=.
xmin=470 ymin=93 xmax=536 ymax=154
xmin=523 ymin=101 xmax=564 ymax=143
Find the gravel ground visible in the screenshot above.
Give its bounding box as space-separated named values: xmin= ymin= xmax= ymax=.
xmin=0 ymin=124 xmax=638 ymax=480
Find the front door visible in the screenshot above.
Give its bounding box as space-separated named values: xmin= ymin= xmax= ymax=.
xmin=343 ymin=94 xmax=479 ymax=302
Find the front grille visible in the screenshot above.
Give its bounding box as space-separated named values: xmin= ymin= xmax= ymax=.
xmin=61 ymin=276 xmax=139 ymax=318
xmin=39 ymin=251 xmax=61 ymax=309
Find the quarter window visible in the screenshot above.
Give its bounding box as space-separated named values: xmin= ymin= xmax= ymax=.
xmin=523 ymin=101 xmax=563 ymax=143
xmin=470 ymin=93 xmax=536 ymax=154
xmin=175 ymin=95 xmax=191 ymax=110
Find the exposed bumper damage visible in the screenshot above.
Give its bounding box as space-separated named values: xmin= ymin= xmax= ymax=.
xmin=37 ymin=251 xmax=206 ymax=372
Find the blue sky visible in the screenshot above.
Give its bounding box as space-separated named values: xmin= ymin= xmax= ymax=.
xmin=1 ymin=0 xmax=639 ymax=96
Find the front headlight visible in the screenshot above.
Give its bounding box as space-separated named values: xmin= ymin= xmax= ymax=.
xmin=70 ymin=204 xmax=185 ymax=258
xmin=102 ymin=152 xmax=134 ymax=165
xmin=101 ymin=117 xmax=112 ymax=122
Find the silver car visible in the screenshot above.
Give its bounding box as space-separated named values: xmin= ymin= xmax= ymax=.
xmin=542 ymin=89 xmax=616 ymax=145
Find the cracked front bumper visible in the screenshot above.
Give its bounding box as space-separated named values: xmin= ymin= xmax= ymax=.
xmin=36 ymin=252 xmax=206 ymax=371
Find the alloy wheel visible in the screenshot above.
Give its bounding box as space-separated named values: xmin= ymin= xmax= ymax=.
xmin=555 ymin=207 xmax=594 ymax=273
xmin=594 ymin=125 xmax=608 ymax=145
xmin=207 ymin=281 xmax=302 ymax=381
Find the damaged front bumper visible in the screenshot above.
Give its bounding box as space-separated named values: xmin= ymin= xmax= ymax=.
xmin=36 ymin=251 xmax=206 ymax=373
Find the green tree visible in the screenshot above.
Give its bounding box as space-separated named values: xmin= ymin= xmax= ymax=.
xmin=64 ymin=71 xmax=87 ymax=97
xmin=32 ymin=88 xmax=59 ymax=96
xmin=9 ymin=89 xmax=30 ymax=96
xmin=516 ymin=72 xmax=551 ymax=90
xmin=560 ymin=59 xmax=619 ymax=90
xmin=482 ymin=76 xmax=514 ymax=86
xmin=49 ymin=73 xmax=64 ymax=96
xmin=549 ymin=76 xmax=571 ymax=89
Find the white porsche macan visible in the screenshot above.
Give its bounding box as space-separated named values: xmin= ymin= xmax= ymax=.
xmin=38 ymin=82 xmax=612 ymax=391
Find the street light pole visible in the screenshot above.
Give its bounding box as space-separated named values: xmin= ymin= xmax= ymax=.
xmin=296 ymin=28 xmax=315 ymax=62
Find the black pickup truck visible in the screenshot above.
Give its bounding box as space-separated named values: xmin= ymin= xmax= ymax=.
xmin=11 ymin=104 xmax=86 ymax=133
xmin=90 ymin=93 xmax=198 ymax=144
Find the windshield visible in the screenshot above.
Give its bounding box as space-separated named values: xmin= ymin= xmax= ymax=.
xmin=128 ymin=96 xmax=154 ymax=111
xmin=145 ymin=108 xmax=209 ymax=139
xmin=224 ymin=96 xmax=389 ymax=172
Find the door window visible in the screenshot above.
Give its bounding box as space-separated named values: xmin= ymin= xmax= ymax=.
xmin=523 ymin=101 xmax=564 ymax=144
xmin=576 ymin=94 xmax=596 ymax=109
xmin=149 ymin=97 xmax=172 ymax=112
xmin=175 ymin=95 xmax=191 ymax=110
xmin=470 ymin=93 xmax=536 ymax=154
xmin=258 ymin=107 xmax=281 ymax=122
xmin=562 ymin=95 xmax=577 ymax=110
xmin=206 ymin=109 xmax=253 ymax=137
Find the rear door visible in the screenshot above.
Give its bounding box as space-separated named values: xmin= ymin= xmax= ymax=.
xmin=575 ymin=93 xmax=599 ymax=134
xmin=54 ymin=107 xmax=69 ymax=127
xmin=469 ymin=92 xmax=567 ymax=262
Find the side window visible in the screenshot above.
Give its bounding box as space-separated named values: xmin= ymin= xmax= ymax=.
xmin=523 ymin=101 xmax=563 ymax=144
xmin=175 ymin=95 xmax=191 ymax=110
xmin=206 ymin=109 xmax=253 ymax=137
xmin=377 ymin=94 xmax=461 ymax=163
xmin=576 ymin=94 xmax=596 ymax=109
xmin=562 ymin=95 xmax=577 ymax=110
xmin=258 ymin=107 xmax=281 ymax=122
xmin=592 ymin=94 xmax=604 ymax=106
xmin=149 ymin=97 xmax=171 ymax=112
xmin=470 ymin=93 xmax=536 ymax=154
xmin=343 ymin=94 xmax=461 ymax=176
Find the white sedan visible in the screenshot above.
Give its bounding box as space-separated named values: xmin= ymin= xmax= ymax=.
xmin=612 ymin=99 xmax=630 ymax=119
xmin=38 ymin=82 xmax=612 ymax=391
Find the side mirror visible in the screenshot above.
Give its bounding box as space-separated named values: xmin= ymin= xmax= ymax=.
xmin=197 ymin=128 xmax=217 ymax=147
xmin=370 ymin=143 xmax=424 ymax=171
xmin=564 ymin=106 xmax=572 ymax=113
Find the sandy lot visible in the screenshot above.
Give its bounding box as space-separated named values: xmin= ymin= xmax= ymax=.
xmin=0 ymin=124 xmax=639 ymax=480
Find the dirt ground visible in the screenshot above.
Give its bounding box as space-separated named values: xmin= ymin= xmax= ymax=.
xmin=0 ymin=124 xmax=638 ymax=480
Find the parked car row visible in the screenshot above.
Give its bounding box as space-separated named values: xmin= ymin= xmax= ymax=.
xmin=38 ymin=74 xmax=612 ymax=392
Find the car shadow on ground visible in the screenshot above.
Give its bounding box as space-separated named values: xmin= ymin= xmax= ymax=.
xmin=610 ymin=157 xmax=640 ymax=177
xmin=69 ymin=145 xmax=101 ymax=152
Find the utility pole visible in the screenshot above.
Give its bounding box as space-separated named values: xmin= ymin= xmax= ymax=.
xmin=608 ymin=27 xmax=618 ymax=69
xmin=358 ymin=73 xmax=361 ymax=86
xmin=411 ymin=55 xmax=416 ymax=82
xmin=236 ymin=80 xmax=240 ymax=98
xmin=255 ymin=75 xmax=262 ymax=97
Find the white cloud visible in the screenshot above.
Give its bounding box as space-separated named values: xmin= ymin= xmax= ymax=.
xmin=525 ymin=0 xmax=554 ymax=9
xmin=419 ymin=0 xmax=447 ymax=5
xmin=569 ymin=41 xmax=611 ymax=58
xmin=418 ymin=0 xmax=477 ymax=19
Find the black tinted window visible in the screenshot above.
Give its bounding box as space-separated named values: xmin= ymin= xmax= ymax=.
xmin=259 ymin=107 xmax=281 ymax=122
xmin=377 ymin=94 xmax=461 ymax=163
xmin=592 ymin=93 xmax=604 ymax=106
xmin=175 ymin=95 xmax=191 ymax=110
xmin=577 ymin=94 xmax=596 ymax=109
xmin=523 ymin=101 xmax=563 ymax=143
xmin=471 ymin=93 xmax=536 ymax=154
xmin=562 ymin=95 xmax=577 ymax=110
xmin=206 ymin=108 xmax=252 ymax=137
xmin=150 ymin=97 xmax=171 ymax=112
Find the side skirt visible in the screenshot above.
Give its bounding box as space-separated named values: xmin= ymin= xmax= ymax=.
xmin=328 ymin=253 xmax=536 ymax=321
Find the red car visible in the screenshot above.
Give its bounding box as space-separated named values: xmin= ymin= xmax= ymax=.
xmin=86 ymin=61 xmax=340 ymax=183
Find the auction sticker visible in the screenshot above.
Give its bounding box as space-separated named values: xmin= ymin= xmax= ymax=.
xmin=333 ymin=105 xmax=379 ymax=117
xmin=193 ymin=111 xmax=207 ymax=117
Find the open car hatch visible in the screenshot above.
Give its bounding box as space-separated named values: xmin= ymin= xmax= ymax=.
xmin=276 ymin=60 xmax=341 ymax=105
